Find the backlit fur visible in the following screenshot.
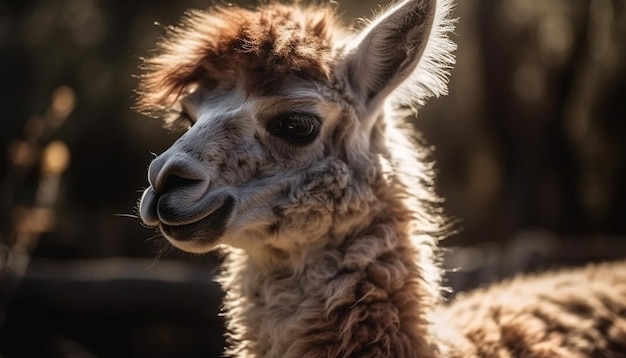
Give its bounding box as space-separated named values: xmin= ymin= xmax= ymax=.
xmin=138 ymin=3 xmax=343 ymax=117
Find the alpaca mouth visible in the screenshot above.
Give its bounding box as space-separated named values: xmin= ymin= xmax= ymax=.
xmin=158 ymin=195 xmax=236 ymax=247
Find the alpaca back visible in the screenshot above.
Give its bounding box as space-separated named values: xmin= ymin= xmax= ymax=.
xmin=437 ymin=261 xmax=626 ymax=357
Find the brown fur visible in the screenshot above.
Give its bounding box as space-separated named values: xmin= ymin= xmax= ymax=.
xmin=437 ymin=261 xmax=626 ymax=357
xmin=218 ymin=171 xmax=443 ymax=357
xmin=137 ymin=3 xmax=343 ymax=114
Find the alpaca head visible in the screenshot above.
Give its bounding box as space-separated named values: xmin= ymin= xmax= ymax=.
xmin=137 ymin=0 xmax=455 ymax=263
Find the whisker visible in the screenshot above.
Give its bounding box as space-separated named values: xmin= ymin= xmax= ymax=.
xmin=145 ymin=232 xmax=166 ymax=242
xmin=208 ymin=262 xmax=222 ymax=277
xmin=146 ymin=245 xmax=171 ymax=270
xmin=113 ymin=213 xmax=140 ymax=219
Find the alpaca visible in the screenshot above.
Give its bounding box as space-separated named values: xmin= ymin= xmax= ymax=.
xmin=136 ymin=0 xmax=626 ymax=357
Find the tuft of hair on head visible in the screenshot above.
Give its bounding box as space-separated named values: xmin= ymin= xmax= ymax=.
xmin=135 ymin=2 xmax=344 ymax=121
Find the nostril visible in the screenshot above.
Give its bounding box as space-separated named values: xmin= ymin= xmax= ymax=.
xmin=148 ymin=153 xmax=207 ymax=195
xmin=159 ymin=175 xmax=202 ymax=195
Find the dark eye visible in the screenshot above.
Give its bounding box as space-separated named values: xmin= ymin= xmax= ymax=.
xmin=268 ymin=113 xmax=321 ymax=145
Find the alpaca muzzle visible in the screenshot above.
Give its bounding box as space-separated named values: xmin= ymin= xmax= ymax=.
xmin=139 ymin=151 xmax=235 ymax=250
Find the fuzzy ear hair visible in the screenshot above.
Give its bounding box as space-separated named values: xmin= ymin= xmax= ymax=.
xmin=343 ymin=0 xmax=456 ymax=112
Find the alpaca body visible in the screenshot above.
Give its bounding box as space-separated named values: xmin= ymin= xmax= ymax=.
xmin=223 ymin=249 xmax=626 ymax=357
xmin=439 ymin=260 xmax=626 ymax=357
xmin=218 ymin=176 xmax=442 ymax=357
xmin=135 ymin=0 xmax=626 ymax=356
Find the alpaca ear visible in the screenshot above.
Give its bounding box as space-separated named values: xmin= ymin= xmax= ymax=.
xmin=343 ymin=0 xmax=454 ymax=111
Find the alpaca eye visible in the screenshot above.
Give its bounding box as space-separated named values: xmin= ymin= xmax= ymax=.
xmin=269 ymin=113 xmax=320 ymax=145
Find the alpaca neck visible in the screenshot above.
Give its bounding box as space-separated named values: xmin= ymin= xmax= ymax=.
xmin=219 ymin=203 xmax=444 ymax=358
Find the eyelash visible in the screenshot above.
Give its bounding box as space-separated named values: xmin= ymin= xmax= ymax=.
xmin=180 ymin=111 xmax=194 ymax=125
xmin=171 ymin=109 xmax=194 ymax=128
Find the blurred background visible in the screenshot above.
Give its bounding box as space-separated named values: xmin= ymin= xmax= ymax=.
xmin=0 ymin=0 xmax=625 ymax=357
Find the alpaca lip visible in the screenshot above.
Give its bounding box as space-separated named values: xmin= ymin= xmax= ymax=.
xmin=160 ymin=195 xmax=236 ymax=245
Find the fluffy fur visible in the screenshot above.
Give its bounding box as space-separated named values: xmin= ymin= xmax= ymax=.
xmin=137 ymin=3 xmax=343 ymax=117
xmin=437 ymin=261 xmax=626 ymax=357
xmin=136 ymin=0 xmax=626 ymax=357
